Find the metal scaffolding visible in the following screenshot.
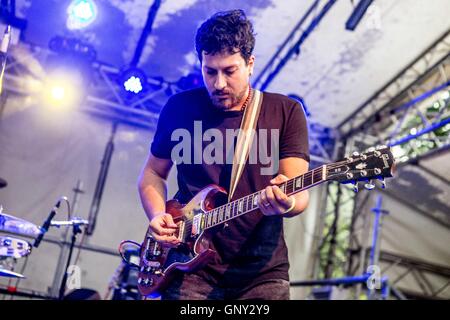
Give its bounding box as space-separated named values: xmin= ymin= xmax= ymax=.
xmin=338 ymin=29 xmax=450 ymax=139
xmin=313 ymin=29 xmax=450 ymax=299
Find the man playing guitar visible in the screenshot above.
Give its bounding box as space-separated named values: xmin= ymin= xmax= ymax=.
xmin=138 ymin=9 xmax=310 ymax=300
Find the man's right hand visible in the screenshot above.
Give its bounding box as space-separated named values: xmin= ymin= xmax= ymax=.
xmin=149 ymin=213 xmax=181 ymax=247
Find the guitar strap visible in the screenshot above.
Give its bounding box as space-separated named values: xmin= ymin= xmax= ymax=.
xmin=228 ymin=88 xmax=263 ymax=202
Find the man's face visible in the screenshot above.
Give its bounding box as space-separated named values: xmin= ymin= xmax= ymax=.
xmin=201 ymin=50 xmax=254 ymax=111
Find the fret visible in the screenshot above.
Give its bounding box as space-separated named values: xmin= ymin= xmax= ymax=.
xmin=217 ymin=208 xmax=222 ymax=222
xmin=223 ymin=204 xmax=229 ymax=219
xmin=279 ymin=183 xmax=286 ymax=193
xmin=312 ymin=168 xmax=321 ymax=184
xmin=252 ymin=194 xmax=258 ymax=209
xmin=304 ymin=172 xmax=312 ymax=187
xmin=231 ymin=201 xmax=237 ymax=217
xmin=207 ymin=211 xmax=212 ymax=227
xmin=287 ymin=180 xmax=294 ymax=194
xmin=295 ymin=176 xmax=302 ymax=190
xmin=238 ymin=199 xmax=244 ymax=213
xmin=212 ymin=210 xmax=217 ymax=225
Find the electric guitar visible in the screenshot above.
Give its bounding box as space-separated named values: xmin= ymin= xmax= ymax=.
xmin=135 ymin=146 xmax=395 ymax=298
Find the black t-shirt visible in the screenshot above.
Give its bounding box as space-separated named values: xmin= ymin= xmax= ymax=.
xmin=151 ymin=87 xmax=309 ymax=288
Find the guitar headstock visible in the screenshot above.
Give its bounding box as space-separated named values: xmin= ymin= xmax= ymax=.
xmin=326 ymin=146 xmax=396 ymax=192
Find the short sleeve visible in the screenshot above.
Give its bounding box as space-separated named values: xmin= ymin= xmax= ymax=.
xmin=279 ymin=102 xmax=310 ymax=162
xmin=150 ymin=97 xmax=177 ymax=159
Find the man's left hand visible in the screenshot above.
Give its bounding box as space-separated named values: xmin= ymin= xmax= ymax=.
xmin=257 ymin=174 xmax=295 ymax=216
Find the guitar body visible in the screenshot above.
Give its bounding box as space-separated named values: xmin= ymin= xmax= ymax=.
xmin=137 ymin=184 xmax=227 ymax=298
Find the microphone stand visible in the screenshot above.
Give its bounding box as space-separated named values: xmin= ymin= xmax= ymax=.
xmin=56 ymin=219 xmax=87 ymax=300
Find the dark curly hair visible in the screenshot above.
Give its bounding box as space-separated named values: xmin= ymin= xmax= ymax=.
xmin=195 ymin=9 xmax=256 ymax=65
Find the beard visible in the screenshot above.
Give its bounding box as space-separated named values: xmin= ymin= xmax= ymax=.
xmin=210 ymin=87 xmax=247 ymax=111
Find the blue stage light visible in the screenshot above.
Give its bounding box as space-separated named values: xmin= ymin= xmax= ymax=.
xmin=120 ymin=67 xmax=147 ymax=95
xmin=67 ymin=0 xmax=98 ymax=30
xmin=124 ymin=76 xmax=143 ymax=94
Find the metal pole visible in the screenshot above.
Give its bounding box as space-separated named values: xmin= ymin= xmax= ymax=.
xmin=49 ymin=180 xmax=84 ymax=297
xmin=324 ymin=183 xmax=342 ymax=279
xmin=86 ymin=123 xmax=118 ymax=235
xmin=259 ymin=0 xmax=337 ymax=91
xmin=367 ymin=195 xmax=389 ymax=299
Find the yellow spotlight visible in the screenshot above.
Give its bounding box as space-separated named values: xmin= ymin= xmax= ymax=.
xmin=42 ymin=70 xmax=83 ymax=109
xmin=51 ymin=86 xmax=66 ymax=100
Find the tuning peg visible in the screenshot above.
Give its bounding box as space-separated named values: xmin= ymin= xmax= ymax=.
xmin=352 ymin=182 xmax=359 ymax=193
xmin=368 ymin=147 xmax=375 ymax=152
xmin=352 ymin=151 xmax=360 ymax=157
xmin=364 ymin=180 xmax=376 ymax=190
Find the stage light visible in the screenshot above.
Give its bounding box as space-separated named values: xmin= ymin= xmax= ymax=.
xmin=124 ymin=76 xmax=143 ymax=94
xmin=67 ymin=0 xmax=98 ymax=30
xmin=51 ymin=86 xmax=66 ymax=101
xmin=42 ymin=70 xmax=83 ymax=108
xmin=119 ymin=67 xmax=147 ymax=96
xmin=49 ymin=36 xmax=97 ymax=62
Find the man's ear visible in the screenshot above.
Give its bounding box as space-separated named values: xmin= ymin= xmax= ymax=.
xmin=248 ymin=55 xmax=255 ymax=75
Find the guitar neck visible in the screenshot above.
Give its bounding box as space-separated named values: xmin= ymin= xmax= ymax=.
xmin=203 ymin=165 xmax=327 ymax=229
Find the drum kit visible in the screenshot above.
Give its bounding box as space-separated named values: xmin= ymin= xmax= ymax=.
xmin=1 ymin=184 xmax=89 ymax=298
xmin=0 ymin=177 xmax=49 ymax=279
xmin=0 ymin=205 xmax=39 ymax=279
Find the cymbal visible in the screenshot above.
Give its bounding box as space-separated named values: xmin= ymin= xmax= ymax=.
xmin=0 ymin=268 xmax=25 ymax=278
xmin=0 ymin=212 xmax=42 ymax=237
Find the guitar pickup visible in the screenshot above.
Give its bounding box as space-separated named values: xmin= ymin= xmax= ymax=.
xmin=175 ymin=221 xmax=185 ymax=241
xmin=191 ymin=214 xmax=202 ymax=237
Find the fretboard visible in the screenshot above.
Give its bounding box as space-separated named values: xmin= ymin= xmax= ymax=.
xmin=203 ymin=165 xmax=326 ymax=229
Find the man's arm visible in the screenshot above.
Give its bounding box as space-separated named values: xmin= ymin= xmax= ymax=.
xmin=278 ymin=157 xmax=309 ymax=218
xmin=138 ymin=153 xmax=180 ymax=246
xmin=138 ymin=153 xmax=172 ymax=220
